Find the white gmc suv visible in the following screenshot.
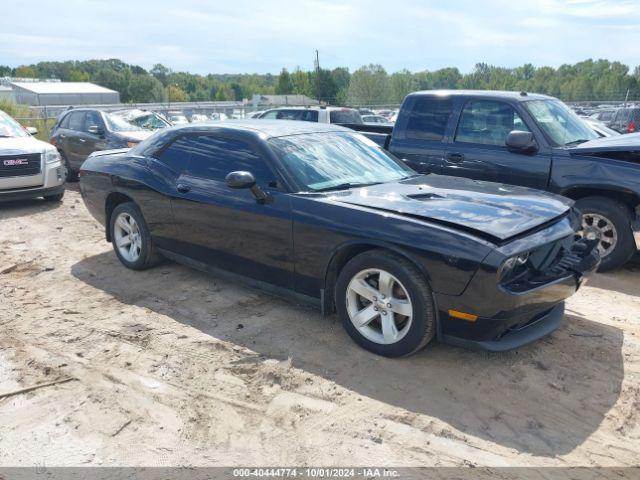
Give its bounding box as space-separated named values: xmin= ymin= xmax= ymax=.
xmin=0 ymin=109 xmax=65 ymax=203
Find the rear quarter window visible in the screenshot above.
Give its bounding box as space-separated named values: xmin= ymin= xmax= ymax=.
xmin=403 ymin=96 xmax=453 ymax=141
xmin=329 ymin=109 xmax=362 ymax=124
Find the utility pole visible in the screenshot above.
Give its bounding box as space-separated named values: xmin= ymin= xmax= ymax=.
xmin=314 ymin=49 xmax=321 ymax=105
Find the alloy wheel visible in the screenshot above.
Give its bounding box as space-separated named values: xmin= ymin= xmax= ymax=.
xmin=346 ymin=268 xmax=413 ymax=345
xmin=113 ymin=212 xmax=142 ymax=262
xmin=577 ymin=213 xmax=618 ymax=258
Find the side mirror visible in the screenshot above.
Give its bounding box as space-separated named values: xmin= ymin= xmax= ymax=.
xmin=87 ymin=125 xmax=104 ymax=136
xmin=225 ymin=171 xmax=270 ymax=204
xmin=26 ymin=126 xmax=38 ymax=136
xmin=506 ymin=130 xmax=538 ymax=154
xmin=226 ymin=170 xmax=256 ymax=189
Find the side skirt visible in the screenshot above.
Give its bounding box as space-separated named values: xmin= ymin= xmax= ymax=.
xmin=157 ymin=248 xmax=322 ymax=311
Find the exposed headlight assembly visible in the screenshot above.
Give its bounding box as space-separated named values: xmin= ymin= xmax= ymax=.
xmin=499 ymin=252 xmax=530 ymax=283
xmin=44 ymin=149 xmax=61 ymax=164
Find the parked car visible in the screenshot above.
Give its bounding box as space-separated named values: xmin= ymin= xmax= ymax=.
xmin=257 ymin=106 xmax=363 ymax=124
xmin=168 ymin=112 xmax=189 ymax=125
xmin=362 ymin=114 xmax=393 ymax=125
xmin=348 ymin=90 xmax=640 ymax=271
xmin=609 ymin=107 xmax=640 ymax=134
xmin=590 ymin=108 xmax=616 ymax=123
xmin=245 ymin=111 xmax=265 ymax=119
xmin=111 ymin=109 xmax=171 ymax=131
xmin=210 ymin=112 xmax=229 ymax=121
xmin=580 ymin=117 xmax=620 ymax=138
xmin=78 ymin=120 xmax=599 ymax=357
xmin=190 ymin=114 xmax=209 ymax=123
xmin=0 ymin=109 xmax=65 ymax=202
xmin=50 ymin=108 xmax=152 ymax=181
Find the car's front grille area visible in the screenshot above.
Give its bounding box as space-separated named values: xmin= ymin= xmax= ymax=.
xmin=0 ymin=153 xmax=42 ymax=178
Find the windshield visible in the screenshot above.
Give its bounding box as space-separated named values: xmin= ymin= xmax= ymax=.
xmin=104 ymin=112 xmax=142 ymax=132
xmin=525 ymin=100 xmax=598 ymax=146
xmin=0 ymin=110 xmax=29 ymax=138
xmin=269 ymin=132 xmax=414 ymax=191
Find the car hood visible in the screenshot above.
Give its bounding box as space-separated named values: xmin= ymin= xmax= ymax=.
xmin=568 ymin=132 xmax=640 ymax=154
xmin=324 ymin=175 xmax=572 ymax=241
xmin=0 ymin=136 xmax=52 ymax=154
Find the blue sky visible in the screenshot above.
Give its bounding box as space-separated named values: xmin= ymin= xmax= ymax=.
xmin=1 ymin=0 xmax=639 ymax=74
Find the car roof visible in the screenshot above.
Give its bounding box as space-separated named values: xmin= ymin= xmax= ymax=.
xmin=409 ymin=89 xmax=556 ymax=101
xmin=166 ymin=119 xmax=350 ymax=138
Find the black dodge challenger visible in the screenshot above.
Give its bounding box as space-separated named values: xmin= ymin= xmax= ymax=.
xmin=78 ymin=121 xmax=600 ymax=357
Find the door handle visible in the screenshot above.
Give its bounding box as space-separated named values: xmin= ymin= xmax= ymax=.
xmin=176 ymin=184 xmax=191 ymax=193
xmin=78 ymin=138 xmax=86 ymax=143
xmin=446 ymin=152 xmax=465 ymax=163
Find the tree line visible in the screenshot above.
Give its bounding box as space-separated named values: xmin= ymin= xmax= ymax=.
xmin=1 ymin=58 xmax=639 ymax=106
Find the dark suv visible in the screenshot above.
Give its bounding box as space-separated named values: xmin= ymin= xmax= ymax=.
xmin=50 ymin=108 xmax=151 ymax=180
xmin=609 ymin=107 xmax=640 ymax=134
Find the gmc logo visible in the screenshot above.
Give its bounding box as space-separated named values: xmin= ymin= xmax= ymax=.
xmin=3 ymin=159 xmax=28 ymax=166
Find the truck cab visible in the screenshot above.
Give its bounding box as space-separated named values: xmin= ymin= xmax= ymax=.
xmin=365 ymin=90 xmax=640 ymax=271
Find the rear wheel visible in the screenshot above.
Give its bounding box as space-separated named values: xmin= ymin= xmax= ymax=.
xmin=59 ymin=151 xmax=77 ymax=182
xmin=335 ymin=250 xmax=436 ymax=357
xmin=575 ymin=196 xmax=635 ymax=272
xmin=109 ymin=202 xmax=161 ymax=270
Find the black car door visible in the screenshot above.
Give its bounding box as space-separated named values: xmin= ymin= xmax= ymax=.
xmin=64 ymin=111 xmax=87 ymax=170
xmin=165 ymin=133 xmax=295 ymax=289
xmin=78 ymin=111 xmax=108 ymax=160
xmin=442 ymin=99 xmax=551 ymax=189
xmin=388 ymin=95 xmax=452 ymax=175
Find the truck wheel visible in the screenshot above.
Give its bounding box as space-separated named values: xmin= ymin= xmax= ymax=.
xmin=109 ymin=202 xmax=162 ymax=270
xmin=335 ymin=249 xmax=436 ymax=357
xmin=44 ymin=191 xmax=64 ymax=202
xmin=575 ymin=196 xmax=635 ymax=272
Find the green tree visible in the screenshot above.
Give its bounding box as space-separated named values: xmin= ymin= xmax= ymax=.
xmin=167 ymin=84 xmax=188 ymax=102
xmin=276 ymin=68 xmax=293 ymax=94
xmin=347 ymin=64 xmax=389 ymax=105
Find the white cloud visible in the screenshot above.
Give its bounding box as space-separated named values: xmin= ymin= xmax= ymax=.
xmin=0 ymin=0 xmax=638 ymax=73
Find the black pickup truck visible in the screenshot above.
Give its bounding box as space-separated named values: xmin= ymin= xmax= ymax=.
xmin=348 ymin=90 xmax=640 ymax=271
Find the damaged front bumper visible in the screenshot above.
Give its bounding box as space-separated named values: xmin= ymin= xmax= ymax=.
xmin=436 ymin=218 xmax=601 ymax=351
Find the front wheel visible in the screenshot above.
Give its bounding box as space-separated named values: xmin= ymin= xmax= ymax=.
xmin=335 ymin=250 xmax=436 ymax=357
xmin=44 ymin=191 xmax=64 ymax=202
xmin=109 ymin=202 xmax=162 ymax=270
xmin=575 ymin=196 xmax=635 ymax=272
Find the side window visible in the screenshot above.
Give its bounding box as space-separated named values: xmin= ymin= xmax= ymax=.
xmin=405 ymin=97 xmax=453 ymax=141
xmin=59 ymin=113 xmax=71 ymax=129
xmin=455 ymin=101 xmax=530 ymax=146
xmin=260 ymin=111 xmax=279 ymax=119
xmin=184 ymin=135 xmax=274 ymax=184
xmin=300 ymin=110 xmax=319 ymax=122
xmin=68 ymin=112 xmax=86 ymax=131
xmin=84 ymin=111 xmax=103 ymax=132
xmin=155 ymin=136 xmax=191 ymax=173
xmin=276 ymin=110 xmax=303 ymax=120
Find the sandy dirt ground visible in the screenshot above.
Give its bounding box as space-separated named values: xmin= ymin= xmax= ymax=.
xmin=0 ymin=185 xmax=639 ymax=467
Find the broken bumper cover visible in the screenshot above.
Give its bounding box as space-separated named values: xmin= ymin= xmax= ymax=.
xmin=436 ymin=238 xmax=600 ymax=351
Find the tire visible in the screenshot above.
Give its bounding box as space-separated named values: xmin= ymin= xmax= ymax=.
xmin=109 ymin=202 xmax=162 ymax=270
xmin=335 ymin=249 xmax=436 ymax=357
xmin=44 ymin=191 xmax=64 ymax=202
xmin=60 ymin=151 xmax=77 ymax=182
xmin=575 ymin=196 xmax=635 ymax=272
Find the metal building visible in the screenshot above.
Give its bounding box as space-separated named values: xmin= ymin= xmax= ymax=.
xmin=0 ymin=85 xmax=15 ymax=102
xmin=10 ymin=82 xmax=120 ymax=106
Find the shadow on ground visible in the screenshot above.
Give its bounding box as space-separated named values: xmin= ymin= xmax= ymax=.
xmin=72 ymin=251 xmax=625 ymax=458
xmin=0 ymin=184 xmax=79 ymax=221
